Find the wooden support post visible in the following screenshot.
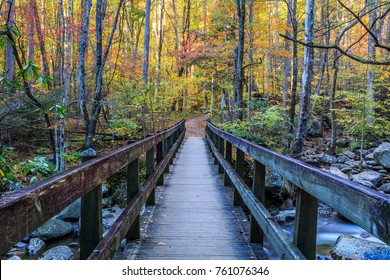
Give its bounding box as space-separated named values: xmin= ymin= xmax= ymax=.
xmin=293 ymin=188 xmax=318 ymax=260
xmin=218 ymin=137 xmax=224 ymax=173
xmin=126 ymin=158 xmax=140 ymax=240
xmin=80 ymin=155 xmax=102 ymax=260
xmin=214 ymin=135 xmax=219 ymax=165
xmin=164 ymin=137 xmax=170 ymax=173
xmin=250 ymin=160 xmax=266 ymax=244
xmin=145 ymin=148 xmax=155 ymax=205
xmin=169 ymin=135 xmax=174 ymax=165
xmin=234 ymin=148 xmax=244 ymax=206
xmin=157 ymin=141 xmax=164 ymax=185
xmin=224 ymin=142 xmax=232 ymax=186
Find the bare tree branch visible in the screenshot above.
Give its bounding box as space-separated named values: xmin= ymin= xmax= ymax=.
xmin=280 ymin=33 xmax=390 ymax=65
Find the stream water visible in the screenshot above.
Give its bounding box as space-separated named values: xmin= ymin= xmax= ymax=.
xmin=263 ymin=213 xmax=384 ymax=260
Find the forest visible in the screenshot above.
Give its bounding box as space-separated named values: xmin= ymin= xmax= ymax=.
xmin=0 ymin=0 xmax=390 ymax=261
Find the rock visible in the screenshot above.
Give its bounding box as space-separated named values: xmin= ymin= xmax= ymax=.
xmin=336 ymin=138 xmax=349 ymax=148
xmin=378 ymin=169 xmax=388 ymax=174
xmin=8 ymin=256 xmax=22 ymax=260
xmin=379 ymin=183 xmax=390 ymax=194
xmin=31 ymin=219 xmax=73 ymax=241
xmin=81 ymin=148 xmax=97 ymax=157
xmin=360 ymin=149 xmax=370 ymax=157
xmin=373 ymin=142 xmax=390 ymax=168
xmin=365 ymin=153 xmax=374 ymax=160
xmin=343 ymin=151 xmax=356 ymax=159
xmin=273 ymin=210 xmax=296 ymax=223
xmin=30 ymin=176 xmax=39 ymax=184
xmin=121 ymin=239 xmax=127 ymax=249
xmin=68 ymin=242 xmax=79 ymax=248
xmin=330 ymin=234 xmax=390 ymax=260
xmin=365 ymin=160 xmax=379 ymax=166
xmin=317 ymin=153 xmax=337 ymax=164
xmin=345 ymin=160 xmax=361 ymax=169
xmin=57 ymin=199 xmax=81 ymax=222
xmin=307 ymin=119 xmax=322 ymax=137
xmin=352 ymin=179 xmax=375 ymax=189
xmin=15 ymin=242 xmax=28 ymax=249
xmin=26 ymin=238 xmax=45 ymax=256
xmin=351 ymin=170 xmax=384 ymax=187
xmin=337 ymin=156 xmax=349 ymax=164
xmin=102 ymin=185 xmax=110 ymax=198
xmin=328 ymin=167 xmax=349 ymax=180
xmin=280 ymin=198 xmax=295 ymax=210
xmin=41 ymin=246 xmax=74 ymax=260
xmin=265 ymin=170 xmax=283 ymax=188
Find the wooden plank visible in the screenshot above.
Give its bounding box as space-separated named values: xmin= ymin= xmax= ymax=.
xmin=0 ymin=120 xmax=184 ymax=255
xmin=131 ymin=137 xmax=265 ymax=260
xmin=80 ymin=155 xmax=102 ymax=260
xmin=234 ymin=147 xmax=244 ymax=206
xmin=206 ymin=133 xmax=305 ymax=260
xmin=293 ymin=188 xmax=318 ymax=260
xmin=207 ymin=122 xmax=390 ymax=245
xmin=250 ymin=160 xmax=265 ymax=244
xmin=126 ymin=158 xmax=140 ymax=240
xmin=88 ymin=129 xmax=185 ymax=260
xmin=146 ymin=148 xmax=155 ymax=205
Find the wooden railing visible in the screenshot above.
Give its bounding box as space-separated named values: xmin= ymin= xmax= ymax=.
xmin=206 ymin=121 xmax=390 ymax=260
xmin=0 ymin=120 xmax=186 ymax=259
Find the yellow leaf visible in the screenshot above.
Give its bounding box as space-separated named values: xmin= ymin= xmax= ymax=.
xmin=0 ymin=169 xmax=4 ymax=177
xmin=14 ymin=164 xmax=18 ymax=170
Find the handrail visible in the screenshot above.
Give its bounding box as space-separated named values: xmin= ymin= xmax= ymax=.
xmin=206 ymin=121 xmax=390 ymax=259
xmin=0 ymin=120 xmax=186 ymax=257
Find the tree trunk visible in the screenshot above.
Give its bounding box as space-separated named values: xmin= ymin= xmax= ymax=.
xmin=233 ymin=0 xmax=245 ymax=121
xmin=248 ymin=0 xmax=258 ymax=118
xmin=288 ymin=0 xmax=298 ymax=138
xmin=329 ymin=51 xmax=339 ymax=155
xmin=282 ymin=0 xmax=292 ymax=109
xmin=5 ymin=1 xmax=15 ymax=82
xmin=156 ymin=0 xmax=165 ymax=91
xmin=27 ymin=1 xmax=35 ymax=78
xmin=291 ymin=0 xmax=315 ymax=158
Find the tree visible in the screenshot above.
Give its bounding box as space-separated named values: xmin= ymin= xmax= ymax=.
xmin=291 ymin=0 xmax=315 ymax=158
xmin=233 ymin=0 xmax=245 ymax=120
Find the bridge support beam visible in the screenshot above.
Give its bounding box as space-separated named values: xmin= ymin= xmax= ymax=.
xmin=250 ymin=160 xmax=265 ymax=244
xmin=80 ymin=155 xmax=102 ymax=260
xmin=293 ymin=188 xmax=318 ymax=260
xmin=127 ymin=158 xmax=140 ymax=240
xmin=146 ymin=148 xmax=155 ymax=205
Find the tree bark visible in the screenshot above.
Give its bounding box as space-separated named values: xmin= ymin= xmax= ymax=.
xmin=5 ymin=1 xmax=15 ymax=82
xmin=288 ymin=0 xmax=298 ymax=138
xmin=291 ymin=0 xmax=315 ymax=158
xmin=233 ymin=0 xmax=245 ymax=120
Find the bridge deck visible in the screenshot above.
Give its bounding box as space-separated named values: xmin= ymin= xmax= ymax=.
xmin=122 ymin=137 xmax=267 ymax=260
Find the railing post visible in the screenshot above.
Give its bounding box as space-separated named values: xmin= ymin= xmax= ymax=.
xmin=169 ymin=135 xmax=174 ymax=165
xmin=80 ymin=154 xmax=102 ymax=260
xmin=250 ymin=160 xmax=265 ymax=243
xmin=164 ymin=137 xmax=170 ymax=173
xmin=213 ymin=135 xmax=219 ymax=165
xmin=126 ymin=157 xmax=140 ymax=240
xmin=157 ymin=141 xmax=164 ymax=185
xmin=146 ymin=148 xmax=155 ymax=205
xmin=293 ymin=188 xmax=318 ymax=260
xmin=224 ymin=141 xmax=232 ymax=186
xmin=218 ymin=137 xmax=224 ymax=173
xmin=234 ymin=148 xmax=244 ymax=206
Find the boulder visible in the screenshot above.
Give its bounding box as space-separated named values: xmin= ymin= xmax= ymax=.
xmin=307 ymin=119 xmax=322 ymax=137
xmin=345 ymin=160 xmax=362 ymax=169
xmin=328 ymin=167 xmax=349 ymax=180
xmin=365 ymin=153 xmax=374 ymax=160
xmin=373 ymin=142 xmax=390 ymax=168
xmin=379 ymin=183 xmax=390 ymax=194
xmin=56 ymin=199 xmax=81 ymax=222
xmin=8 ymin=256 xmax=22 ymax=260
xmin=343 ymin=151 xmax=356 ymax=159
xmin=337 ymin=156 xmax=349 ymax=164
xmin=15 ymin=242 xmax=28 ymax=249
xmin=273 ymin=210 xmax=296 ymax=223
xmin=26 ymin=238 xmax=45 ymax=256
xmin=41 ymin=246 xmax=74 ymax=260
xmin=31 ymin=219 xmax=73 ymax=241
xmin=330 ymin=234 xmax=390 ymax=260
xmin=352 ymin=179 xmax=375 ymax=189
xmin=265 ymin=170 xmax=283 ymax=188
xmin=81 ymin=148 xmax=97 ymax=157
xmin=351 ymin=170 xmax=384 ymax=187
xmin=317 ymin=153 xmax=337 ymax=164
xmin=336 ymin=138 xmax=349 ymax=148
xmin=280 ymin=198 xmax=295 ymax=210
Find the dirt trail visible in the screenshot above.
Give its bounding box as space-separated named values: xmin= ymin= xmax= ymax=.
xmin=185 ymin=114 xmax=208 ymax=137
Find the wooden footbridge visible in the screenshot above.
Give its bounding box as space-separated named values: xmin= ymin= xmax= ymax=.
xmin=1 ymin=120 xmax=389 ymax=260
